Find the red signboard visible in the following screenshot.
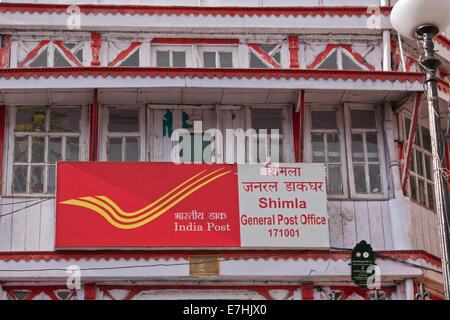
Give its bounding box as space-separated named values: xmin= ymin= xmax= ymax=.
xmin=55 ymin=162 xmax=240 ymax=248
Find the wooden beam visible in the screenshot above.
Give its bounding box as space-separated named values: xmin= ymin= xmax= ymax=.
xmin=294 ymin=90 xmax=305 ymax=162
xmin=0 ymin=105 xmax=5 ymax=195
xmin=401 ymin=92 xmax=422 ymax=195
xmin=89 ymin=89 xmax=99 ymax=161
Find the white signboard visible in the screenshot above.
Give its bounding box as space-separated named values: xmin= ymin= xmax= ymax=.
xmin=237 ymin=163 xmax=329 ymax=249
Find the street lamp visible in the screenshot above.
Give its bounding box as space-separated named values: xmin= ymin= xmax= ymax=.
xmin=391 ymin=0 xmax=450 ymax=300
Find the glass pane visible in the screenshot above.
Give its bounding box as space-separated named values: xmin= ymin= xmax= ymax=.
xmin=30 ymin=166 xmax=44 ymax=193
xmin=353 ymin=164 xmax=367 ymax=193
xmin=66 ymin=137 xmax=79 ymax=161
xmin=54 ymin=50 xmax=71 ymax=67
xmin=219 ymin=52 xmax=233 ymax=68
xmin=14 ymin=136 xmax=28 ymax=162
xmin=48 ymin=137 xmax=62 ymax=163
xmin=125 ymin=137 xmax=139 ymax=161
xmin=424 ymin=155 xmax=432 ymax=180
xmin=48 ymin=166 xmax=56 ymax=194
xmin=421 ymin=127 xmax=432 ymax=152
xmin=317 ymin=50 xmax=338 ymax=69
xmin=416 ymin=150 xmax=424 ymax=177
xmin=251 ymin=109 xmax=282 ymax=132
xmin=404 ymin=117 xmax=411 ymax=137
xmin=31 ymin=137 xmax=45 ymax=163
xmin=351 ymin=134 xmax=364 ymax=162
xmin=156 ymin=50 xmax=170 ymax=67
xmin=311 ymin=134 xmax=325 ymax=162
xmin=327 ymin=134 xmax=340 ymax=162
xmin=250 ymin=52 xmax=269 ymax=68
xmin=418 ymin=179 xmax=426 ymax=206
xmin=108 ymin=108 xmax=139 ymax=132
xmin=28 ymin=48 xmax=48 ymax=67
xmin=410 ymin=150 xmax=416 ymax=173
xmin=311 ymin=111 xmax=337 ymax=129
xmin=351 ymin=110 xmax=376 ymax=129
xmin=203 ymin=52 xmax=216 ymax=68
xmin=108 ymin=137 xmax=122 ymax=161
xmin=427 ymin=183 xmax=435 ymax=210
xmin=328 ymin=165 xmax=343 ymax=195
xmin=341 ymin=53 xmax=363 ymax=70
xmin=15 ymin=106 xmax=46 ymax=132
xmin=409 ymin=175 xmax=417 ymax=201
xmin=50 ymin=107 xmax=80 ymax=132
xmin=366 ymin=133 xmax=379 ymax=161
xmin=369 ymin=164 xmax=382 ymax=193
xmin=13 ymin=166 xmax=27 ymax=193
xmin=120 ymin=50 xmax=140 ymax=67
xmin=172 ymin=51 xmax=186 ymax=67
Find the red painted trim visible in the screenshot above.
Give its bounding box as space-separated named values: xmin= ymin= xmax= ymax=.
xmin=248 ymin=43 xmax=281 ymax=69
xmin=436 ymin=35 xmax=450 ymax=51
xmin=445 ymin=140 xmax=450 ymax=190
xmin=0 ymin=250 xmax=442 ymax=267
xmin=329 ymin=285 xmax=395 ymax=300
xmin=98 ymin=285 xmax=299 ymax=300
xmin=288 ymin=35 xmax=299 ymax=69
xmin=0 ymin=4 xmax=393 ymax=17
xmin=108 ymin=42 xmax=142 ymax=67
xmin=2 ymin=285 xmax=77 ymax=300
xmin=402 ymin=92 xmax=422 ymax=195
xmin=292 ymin=108 xmax=300 ymax=163
xmin=53 ymin=40 xmax=83 ymax=67
xmin=90 ymin=33 xmax=101 ymax=67
xmin=18 ymin=40 xmax=50 ymax=68
xmin=301 ymin=283 xmax=314 ymax=300
xmin=0 ymin=105 xmax=5 ymax=195
xmin=298 ymin=90 xmax=305 ymax=162
xmin=89 ymin=89 xmax=99 ymax=161
xmin=84 ymin=283 xmax=96 ymax=300
xmin=340 ymin=44 xmax=375 ymax=71
xmin=398 ymin=141 xmax=405 ymax=184
xmin=307 ymin=44 xmax=338 ymax=69
xmin=0 ymin=35 xmax=11 ymax=68
xmin=405 ymin=58 xmax=416 ymax=73
xmin=0 ymin=67 xmax=427 ymax=84
xmin=152 ymin=38 xmax=239 ymax=45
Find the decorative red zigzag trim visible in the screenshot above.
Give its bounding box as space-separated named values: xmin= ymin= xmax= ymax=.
xmin=0 ymin=4 xmax=393 ymax=17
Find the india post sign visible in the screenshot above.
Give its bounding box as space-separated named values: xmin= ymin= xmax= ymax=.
xmin=55 ymin=162 xmax=329 ymax=249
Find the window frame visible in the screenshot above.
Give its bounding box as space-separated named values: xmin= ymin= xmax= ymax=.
xmin=344 ymin=103 xmax=388 ymax=199
xmin=4 ymin=105 xmax=89 ymax=197
xmin=99 ymin=105 xmax=146 ymax=162
xmin=400 ymin=111 xmax=436 ymax=211
xmin=150 ymin=44 xmax=193 ymax=68
xmin=304 ymin=105 xmax=349 ymax=199
xmin=196 ymin=45 xmax=239 ymax=68
xmin=315 ymin=46 xmax=370 ymax=71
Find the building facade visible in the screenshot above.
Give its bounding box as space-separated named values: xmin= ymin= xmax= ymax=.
xmin=0 ymin=0 xmax=449 ymax=300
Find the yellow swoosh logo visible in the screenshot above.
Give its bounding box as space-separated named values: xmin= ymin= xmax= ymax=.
xmin=60 ymin=168 xmax=231 ymax=230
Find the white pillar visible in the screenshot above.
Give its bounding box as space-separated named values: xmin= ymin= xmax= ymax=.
xmin=405 ymin=279 xmax=415 ymax=300
xmin=383 ymin=30 xmax=392 ymax=71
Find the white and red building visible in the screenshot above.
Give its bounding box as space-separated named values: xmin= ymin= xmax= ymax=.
xmin=0 ymin=0 xmax=449 ymax=300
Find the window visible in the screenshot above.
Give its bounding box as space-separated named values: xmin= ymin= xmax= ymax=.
xmin=306 ymin=105 xmax=387 ymax=199
xmin=250 ymin=108 xmax=284 ymax=163
xmin=249 ymin=43 xmax=282 ymax=68
xmin=101 ymin=106 xmax=145 ymax=162
xmin=315 ymin=46 xmax=368 ymax=71
xmin=307 ymin=108 xmax=347 ymax=196
xmin=345 ymin=106 xmax=387 ymax=198
xmin=403 ymin=116 xmax=435 ymax=210
xmin=9 ymin=106 xmax=86 ymax=195
xmin=152 ymin=46 xmax=191 ymax=67
xmin=18 ymin=40 xmax=84 ymax=68
xmin=197 ymin=46 xmax=237 ymax=68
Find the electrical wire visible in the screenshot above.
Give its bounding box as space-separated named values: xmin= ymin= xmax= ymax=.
xmin=0 ymin=198 xmax=51 ymax=218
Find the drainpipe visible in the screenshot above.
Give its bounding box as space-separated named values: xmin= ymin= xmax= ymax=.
xmin=381 ymin=1 xmax=391 ymax=71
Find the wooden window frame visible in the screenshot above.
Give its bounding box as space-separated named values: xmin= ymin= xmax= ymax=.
xmin=344 ymin=103 xmax=388 ymax=200
xmin=99 ymin=105 xmax=146 ymax=162
xmin=245 ymin=105 xmax=294 ymax=164
xmin=400 ymin=111 xmax=436 ymax=211
xmin=304 ymin=105 xmax=349 ymax=199
xmin=316 ymin=46 xmax=370 ymax=71
xmin=150 ymin=44 xmax=194 ymax=67
xmin=4 ymin=105 xmax=89 ymax=197
xmin=196 ymin=45 xmax=239 ymax=68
